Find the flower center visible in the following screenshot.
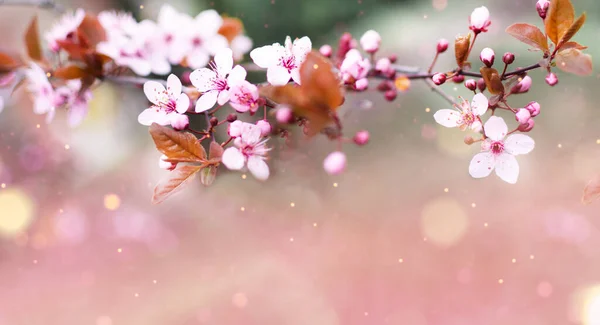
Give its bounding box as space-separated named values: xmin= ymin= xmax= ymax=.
xmin=192 ymin=37 xmax=203 ymax=47
xmin=165 ymin=34 xmax=173 ymax=43
xmin=462 ymin=112 xmax=475 ymax=125
xmin=235 ymin=91 xmax=256 ymax=108
xmin=241 ymin=145 xmax=255 ymax=157
xmin=212 ymin=78 xmax=228 ymax=92
xmin=280 ymin=56 xmax=296 ymax=72
xmin=490 ymin=141 xmax=504 ymax=155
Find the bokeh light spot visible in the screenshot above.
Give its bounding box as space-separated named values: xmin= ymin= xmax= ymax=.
xmin=104 ymin=194 xmax=121 ymax=211
xmin=0 ymin=189 xmax=35 ymax=237
xmin=421 ymin=197 xmax=468 ymax=247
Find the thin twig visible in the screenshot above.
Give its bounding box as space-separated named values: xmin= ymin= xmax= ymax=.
xmin=104 ymin=75 xmax=166 ymax=86
xmin=424 ymin=79 xmax=456 ymax=106
xmin=0 ymin=0 xmax=65 ymax=13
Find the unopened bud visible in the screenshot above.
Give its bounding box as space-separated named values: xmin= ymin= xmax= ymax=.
xmin=502 ymin=52 xmax=515 ymax=65
xmin=388 ymin=54 xmax=397 ymax=63
xmin=525 ymin=101 xmax=541 ymax=117
xmin=384 ymin=90 xmax=397 ymax=101
xmin=465 ymin=79 xmax=477 ymax=91
xmin=360 ymin=30 xmax=381 ymax=54
xmin=480 ymin=47 xmax=495 ymax=67
xmin=375 ymin=57 xmax=392 ymax=73
xmin=512 ymin=75 xmax=532 ymax=93
xmin=323 ymin=151 xmax=347 ymax=175
xmin=477 ymin=78 xmax=487 ymax=92
xmin=170 ymin=114 xmax=189 ymax=131
xmin=355 ymin=78 xmax=369 ymax=91
xmin=452 ymin=75 xmax=465 ymax=83
xmin=319 ymin=44 xmax=333 ymax=57
xmin=256 ymin=120 xmax=272 ymax=137
xmin=275 ymin=105 xmax=294 ymax=124
xmin=336 ymin=33 xmax=353 ymax=62
xmin=209 ymin=116 xmax=219 ymax=126
xmin=436 ymin=38 xmax=449 ymax=53
xmin=226 ymin=113 xmax=238 ymax=122
xmin=536 ymin=0 xmax=550 ymax=19
xmin=545 ymin=72 xmax=558 ymax=86
xmin=464 ymin=135 xmax=475 ymax=145
xmin=353 ymin=130 xmax=370 ymax=146
xmin=432 ymin=73 xmax=447 ymax=85
xmin=518 ymin=118 xmax=535 ymax=132
xmin=377 ymin=80 xmax=393 ymax=92
xmin=515 ymin=108 xmax=532 ymax=124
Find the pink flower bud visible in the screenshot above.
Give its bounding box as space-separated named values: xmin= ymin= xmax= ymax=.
xmin=518 ymin=118 xmax=535 ymax=132
xmin=323 ymin=151 xmax=347 ymax=175
xmin=464 ymin=135 xmax=475 ymax=145
xmin=375 ymin=58 xmax=392 ymax=73
xmin=170 ymin=114 xmax=189 ymax=131
xmin=377 ymin=80 xmax=393 ymax=92
xmin=228 ymin=120 xmax=243 ymax=137
xmin=432 ymin=73 xmax=446 ymax=85
xmin=226 ymin=113 xmax=238 ymax=122
xmin=502 ymin=52 xmax=515 ymax=65
xmin=275 ymin=105 xmax=294 ymax=124
xmin=480 ymin=47 xmax=495 ymax=67
xmin=388 ymin=54 xmax=397 ymax=63
xmin=469 ymin=6 xmax=491 ymax=34
xmin=512 ymin=75 xmax=532 ymax=93
xmin=159 ymin=154 xmax=176 ymax=171
xmin=525 ymin=101 xmax=541 ymax=117
xmin=355 ymin=78 xmax=369 ymax=91
xmin=353 ymin=130 xmax=370 ymax=146
xmin=545 ymin=72 xmax=558 ymax=86
xmin=256 ymin=120 xmax=271 ymax=137
xmin=536 ymin=0 xmax=550 ymax=19
xmin=515 ymin=108 xmax=532 ymax=124
xmin=465 ymin=79 xmax=477 ymax=91
xmin=360 ymin=30 xmax=381 ymax=53
xmin=319 ymin=44 xmax=333 ymax=57
xmin=336 ymin=33 xmax=353 ymax=62
xmin=452 ymin=75 xmax=465 ymax=83
xmin=436 ymin=38 xmax=449 ymax=53
xmin=384 ymin=90 xmax=397 ymax=101
xmin=477 ymin=78 xmax=487 ymax=92
xmin=209 ymin=116 xmax=219 ymax=126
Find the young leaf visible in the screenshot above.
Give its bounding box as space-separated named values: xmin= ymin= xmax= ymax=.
xmin=556 ymin=48 xmax=593 ymax=76
xmin=208 ymin=141 xmax=224 ymax=163
xmin=582 ymin=175 xmax=600 ymax=205
xmin=152 ymin=165 xmax=203 ymax=204
xmin=480 ymin=67 xmax=504 ymax=95
xmin=558 ymin=12 xmax=586 ymax=48
xmin=53 ymin=65 xmax=88 ymax=80
xmin=0 ymin=53 xmax=19 ymax=73
xmin=505 ymin=23 xmax=549 ymax=52
xmin=24 ymin=16 xmax=43 ymax=61
xmin=149 ymin=123 xmax=207 ymax=163
xmin=545 ymin=0 xmax=575 ymax=45
xmin=77 ymin=14 xmax=107 ymax=48
xmin=560 ymin=41 xmax=588 ymax=51
xmin=454 ymin=34 xmax=471 ymax=68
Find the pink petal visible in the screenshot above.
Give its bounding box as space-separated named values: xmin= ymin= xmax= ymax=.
xmin=495 ymin=153 xmax=519 ymax=184
xmin=483 ymin=116 xmax=508 ymax=141
xmin=240 ymin=124 xmax=262 ymax=145
xmin=222 ymin=147 xmax=245 ymax=170
xmin=187 ymin=50 xmax=210 ymax=70
xmin=190 ymin=68 xmax=217 ymax=92
xmin=138 ymin=108 xmax=162 ymax=126
xmin=150 ymin=56 xmax=171 ymax=75
xmin=128 ymin=59 xmax=152 ymax=76
xmin=176 ymin=93 xmax=190 ymax=114
xmin=433 ymin=109 xmax=461 ymax=128
xmin=292 ymin=36 xmax=312 ymax=63
xmin=217 ymin=90 xmax=230 ymax=106
xmin=247 ymin=156 xmax=269 ymax=181
xmin=67 ymin=101 xmax=89 ymax=127
xmin=195 ymin=91 xmax=218 ymax=113
xmin=504 ymin=134 xmax=535 ymax=155
xmin=194 ymin=10 xmax=222 ymax=36
xmin=468 ymin=152 xmax=494 ymax=179
xmin=290 ymin=68 xmax=301 ymax=85
xmin=470 ymin=93 xmax=489 ymax=116
xmin=166 ymin=74 xmax=182 ymax=98
xmin=227 ymin=65 xmax=247 ymax=84
xmin=250 ymin=45 xmax=276 ymax=68
xmin=214 ymin=48 xmax=234 ymax=76
xmin=267 ymin=66 xmax=291 ymax=86
xmin=143 ymin=81 xmax=166 ymax=105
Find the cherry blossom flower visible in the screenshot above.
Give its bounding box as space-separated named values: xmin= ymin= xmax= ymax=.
xmin=174 ymin=10 xmax=229 ymax=69
xmin=54 ymin=80 xmax=93 ymax=127
xmin=469 ymin=6 xmax=491 ymax=34
xmin=152 ymin=4 xmax=193 ymax=65
xmin=433 ymin=93 xmax=488 ymax=132
xmin=190 ymin=48 xmax=247 ymax=113
xmin=222 ymin=122 xmax=270 ymax=180
xmin=340 ymin=49 xmax=371 ymax=88
xmin=250 ymin=36 xmax=312 ymax=86
xmin=45 ymin=9 xmax=85 ymax=52
xmin=25 ymin=63 xmax=57 ymax=123
xmin=469 ymin=116 xmax=534 ymax=184
xmin=98 ymin=10 xmax=138 ymax=41
xmin=138 ymin=74 xmax=190 ymax=127
xmin=230 ymin=35 xmax=253 ymax=62
xmin=228 ymin=80 xmax=260 ymax=113
xmin=359 ymin=30 xmax=381 ymax=53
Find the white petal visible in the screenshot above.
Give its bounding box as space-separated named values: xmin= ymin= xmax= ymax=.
xmin=190 ymin=68 xmax=217 ymax=92
xmin=469 ymin=152 xmax=495 ymax=179
xmin=166 ymin=74 xmax=182 ymax=98
xmin=247 ymin=156 xmax=269 ymax=181
xmin=292 ymin=36 xmax=312 ymax=62
xmin=138 ymin=108 xmax=161 ymax=126
xmin=222 ymin=147 xmax=245 ymax=170
xmin=483 ymin=116 xmax=508 ymax=141
xmin=150 ymin=56 xmax=171 ymax=75
xmin=176 ymin=93 xmax=190 ymax=113
xmin=470 ymin=93 xmax=489 ymax=116
xmin=68 ymin=102 xmax=88 ymax=127
xmin=206 ymin=35 xmax=229 ymax=55
xmin=290 ymin=68 xmax=301 ymax=85
xmin=227 ymin=65 xmax=247 ymax=84
xmin=284 ymin=36 xmax=292 ymax=50
xmin=214 ymin=49 xmax=234 ymax=77
xmin=128 ymin=59 xmax=152 ymax=76
xmin=495 ymin=153 xmax=519 ymax=184
xmin=157 ymin=4 xmax=179 ymax=27
xmin=195 ymin=91 xmax=218 ymax=112
xmin=267 ymin=66 xmax=291 ymax=86
xmin=187 ymin=49 xmax=210 ymax=70
xmin=217 ymin=90 xmax=230 ymax=106
xmin=504 ymin=134 xmax=535 ymax=155
xmin=241 ymin=124 xmax=262 ymax=145
xmin=250 ymin=45 xmax=276 ymax=68
xmin=433 ymin=109 xmax=461 ymax=128
xmin=143 ymin=81 xmax=166 ymax=105
xmin=194 ymin=9 xmax=223 ymax=36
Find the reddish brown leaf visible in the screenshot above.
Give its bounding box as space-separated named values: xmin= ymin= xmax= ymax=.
xmin=56 ymin=40 xmax=87 ymax=61
xmin=77 ymin=14 xmax=107 ymax=48
xmin=208 ymin=141 xmax=224 ymax=161
xmin=53 ymin=65 xmax=88 ymax=80
xmin=152 ymin=165 xmax=203 ymax=204
xmin=0 ymin=53 xmax=19 ymax=73
xmin=149 ymin=123 xmax=207 ymax=163
xmin=560 ymin=41 xmax=588 ymax=51
xmin=582 ymin=174 xmax=600 ymax=205
xmin=556 ymin=48 xmax=593 ymax=76
xmin=505 ymin=23 xmax=549 ymax=52
xmin=480 ymin=67 xmax=504 ymax=95
xmin=218 ymin=17 xmax=243 ymax=42
xmin=545 ymin=0 xmax=575 ymax=45
xmin=454 ymin=33 xmax=471 ymax=68
xmin=558 ymin=12 xmax=586 ymax=48
xmin=24 ymin=16 xmax=43 ymax=61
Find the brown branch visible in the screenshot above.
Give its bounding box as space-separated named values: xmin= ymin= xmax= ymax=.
xmin=0 ymin=0 xmax=65 ymax=13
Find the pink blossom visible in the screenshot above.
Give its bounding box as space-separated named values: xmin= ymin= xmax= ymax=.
xmin=340 ymin=49 xmax=371 ymax=87
xmin=45 ymin=9 xmax=85 ymax=52
xmin=222 ymin=122 xmax=270 ymax=180
xmin=353 ymin=130 xmax=370 ymax=146
xmin=515 ymin=108 xmax=531 ymax=125
xmin=432 ymin=73 xmax=447 ymax=85
xmin=355 ymin=78 xmax=369 ymax=91
xmin=25 ymin=63 xmax=57 ymax=123
xmin=512 ymin=75 xmax=532 ymax=93
xmin=54 ymin=80 xmax=93 ymax=127
xmin=319 ymin=44 xmax=333 ymax=57
xmin=230 ymin=35 xmax=253 ymax=62
xmin=151 ymin=5 xmax=195 ymax=65
xmin=256 ymin=120 xmax=272 ymax=137
xmin=465 ymin=79 xmax=477 ymax=91
xmin=98 ymin=10 xmax=138 ymax=41
xmin=469 ymin=116 xmax=534 ymax=184
xmin=228 ymin=120 xmax=244 ymax=137
xmin=433 ymin=93 xmax=488 ymax=132
xmin=170 ymin=114 xmax=189 ymax=131
xmin=190 ymin=48 xmax=247 ymax=113
xmin=518 ymin=118 xmax=535 ymax=132
xmin=323 ymin=151 xmax=347 ymax=175
xmin=502 ymin=52 xmax=515 ymax=64
xmin=228 ymin=80 xmax=260 ymax=113
xmin=375 ymin=57 xmax=392 ymax=74
xmin=479 ymin=47 xmax=495 ymax=67
xmin=437 ymin=39 xmax=449 ymax=53
xmin=250 ymin=36 xmax=312 ymax=86
xmin=138 ymin=74 xmax=190 ymax=126
xmin=525 ymin=101 xmax=541 ymax=117
xmin=546 ymin=72 xmax=558 ymax=86
xmin=359 ymin=30 xmax=381 ymax=53
xmin=275 ymin=105 xmax=294 ymax=124
xmin=537 ymin=0 xmax=550 ymax=19
xmin=469 ymin=6 xmax=491 ymax=34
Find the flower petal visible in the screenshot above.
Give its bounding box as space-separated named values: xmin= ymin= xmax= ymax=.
xmin=250 ymin=45 xmax=276 ymax=68
xmin=247 ymin=156 xmax=270 ymax=181
xmin=292 ymin=36 xmax=312 ymax=63
xmin=214 ymin=47 xmax=234 ymax=76
xmin=222 ymin=147 xmax=245 ymax=170
xmin=290 ymin=68 xmax=301 ymax=85
xmin=483 ymin=116 xmax=508 ymax=141
xmin=190 ymin=68 xmax=217 ymax=92
xmin=227 ymin=65 xmax=247 ymax=85
xmin=166 ymin=74 xmax=182 ymax=98
xmin=175 ymin=93 xmax=190 ymax=114
xmin=267 ymin=66 xmax=291 ymax=86
xmin=495 ymin=153 xmax=519 ymax=184
xmin=504 ymin=134 xmax=535 ymax=155
xmin=217 ymin=89 xmax=230 ymax=106
xmin=143 ymin=81 xmax=166 ymax=105
xmin=470 ymin=93 xmax=489 ymax=116
xmin=469 ymin=152 xmax=495 ymax=179
xmin=138 ymin=108 xmax=162 ymax=126
xmin=433 ymin=109 xmax=461 ymax=128
xmin=68 ymin=101 xmax=88 ymax=127
xmin=195 ymin=91 xmax=218 ymax=113
xmin=187 ymin=50 xmax=210 ymax=70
